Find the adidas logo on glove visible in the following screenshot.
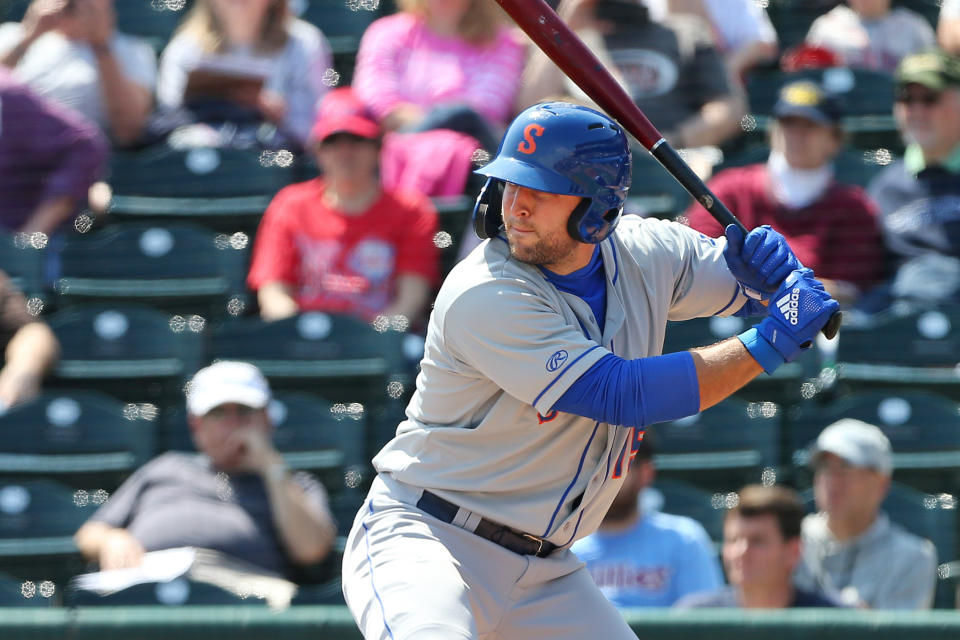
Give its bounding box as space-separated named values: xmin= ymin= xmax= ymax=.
xmin=776 ymin=288 xmax=801 ymax=326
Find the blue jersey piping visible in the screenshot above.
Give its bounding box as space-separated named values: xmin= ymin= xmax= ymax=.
xmin=542 ymin=420 xmax=601 ymax=537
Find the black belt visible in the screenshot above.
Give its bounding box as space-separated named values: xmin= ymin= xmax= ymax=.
xmin=416 ymin=490 xmax=557 ymax=558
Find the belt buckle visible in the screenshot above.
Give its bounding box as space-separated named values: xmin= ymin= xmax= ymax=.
xmin=521 ymin=533 xmax=545 ymax=556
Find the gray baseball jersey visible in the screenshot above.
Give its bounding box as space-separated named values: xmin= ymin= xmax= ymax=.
xmin=373 ymin=215 xmax=745 ymax=545
xmin=343 ymin=215 xmax=747 ymax=639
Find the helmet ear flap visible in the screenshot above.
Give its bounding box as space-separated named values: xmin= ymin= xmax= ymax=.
xmin=472 ymin=178 xmax=504 ymax=239
xmin=565 ymin=199 xmax=592 ymax=243
xmin=568 ymin=201 xmax=623 ymax=243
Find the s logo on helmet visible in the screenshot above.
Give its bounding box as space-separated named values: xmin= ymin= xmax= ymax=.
xmin=546 ymin=349 xmax=568 ymax=372
xmin=516 ymin=124 xmax=545 ymax=154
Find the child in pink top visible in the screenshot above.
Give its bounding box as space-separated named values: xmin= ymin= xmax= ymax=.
xmin=352 ymin=1 xmax=526 ymax=152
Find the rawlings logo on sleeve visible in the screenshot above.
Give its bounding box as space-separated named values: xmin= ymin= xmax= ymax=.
xmin=546 ymin=350 xmax=568 ymax=372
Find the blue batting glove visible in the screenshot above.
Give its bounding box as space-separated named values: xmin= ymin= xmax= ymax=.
xmin=737 ymin=268 xmax=839 ymax=374
xmin=724 ymin=224 xmax=803 ymax=300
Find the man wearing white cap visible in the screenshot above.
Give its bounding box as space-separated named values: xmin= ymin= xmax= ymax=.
xmin=75 ymin=361 xmax=337 ymax=577
xmin=793 ymin=418 xmax=937 ymax=609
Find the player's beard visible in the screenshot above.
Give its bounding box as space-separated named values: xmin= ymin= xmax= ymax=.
xmin=506 ymin=226 xmax=579 ymax=269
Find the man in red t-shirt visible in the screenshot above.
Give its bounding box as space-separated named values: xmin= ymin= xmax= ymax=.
xmin=683 ymin=80 xmax=886 ymax=305
xmin=248 ymin=88 xmax=439 ymax=324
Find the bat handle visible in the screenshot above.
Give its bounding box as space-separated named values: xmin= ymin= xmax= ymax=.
xmin=648 ymin=139 xmax=842 ymax=340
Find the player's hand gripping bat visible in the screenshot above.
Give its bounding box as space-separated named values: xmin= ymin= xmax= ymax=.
xmin=495 ymin=0 xmax=842 ymax=340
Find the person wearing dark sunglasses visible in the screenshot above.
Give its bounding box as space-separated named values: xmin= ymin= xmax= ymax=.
xmin=867 ymin=50 xmax=960 ymax=307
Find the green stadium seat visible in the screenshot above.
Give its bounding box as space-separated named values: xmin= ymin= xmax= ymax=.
xmin=786 ymin=389 xmax=960 ymax=472
xmin=208 ymin=312 xmax=414 ymax=455
xmin=432 ymin=194 xmax=480 ymax=278
xmin=647 ymin=478 xmax=727 ymax=544
xmin=0 ymin=571 xmax=55 ymax=607
xmin=785 ymin=389 xmax=960 ymax=500
xmin=108 ymin=145 xmax=297 ymax=233
xmin=745 ymin=67 xmax=901 ymax=152
xmin=0 ymin=229 xmax=48 ymax=307
xmin=897 ymin=0 xmax=944 ymax=28
xmin=55 ymin=222 xmax=250 ymax=317
xmin=115 ymin=0 xmax=189 ymax=53
xmin=627 ymin=147 xmax=692 ymax=219
xmin=650 ymin=397 xmax=781 ymax=489
xmin=0 ymin=390 xmax=156 ymax=489
xmin=829 ymin=305 xmax=960 ymax=396
xmin=765 ymin=0 xmax=825 ymax=51
xmin=289 ymin=0 xmax=384 ymax=84
xmin=47 ymin=304 xmax=205 ymax=405
xmin=802 ymin=481 xmax=957 ymax=609
xmin=0 ymin=478 xmax=97 ymax=586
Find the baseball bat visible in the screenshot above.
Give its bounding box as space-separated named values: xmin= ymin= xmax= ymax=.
xmin=495 ymin=0 xmax=841 ymax=340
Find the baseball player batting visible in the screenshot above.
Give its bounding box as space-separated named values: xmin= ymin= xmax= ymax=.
xmin=341 ymin=103 xmax=839 ymax=639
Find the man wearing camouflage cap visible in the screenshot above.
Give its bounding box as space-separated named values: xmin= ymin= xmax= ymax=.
xmin=868 ymin=50 xmax=960 ymax=304
xmin=793 ymin=419 xmax=937 ymax=609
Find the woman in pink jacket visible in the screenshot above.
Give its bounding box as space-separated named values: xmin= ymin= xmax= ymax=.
xmin=352 ymin=0 xmax=525 ymax=154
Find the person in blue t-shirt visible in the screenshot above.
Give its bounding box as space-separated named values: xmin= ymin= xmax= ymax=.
xmin=676 ymin=484 xmax=840 ymax=608
xmin=570 ymin=435 xmax=723 ymax=608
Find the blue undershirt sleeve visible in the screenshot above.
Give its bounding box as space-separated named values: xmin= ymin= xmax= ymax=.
xmin=551 ymin=352 xmax=700 ymax=428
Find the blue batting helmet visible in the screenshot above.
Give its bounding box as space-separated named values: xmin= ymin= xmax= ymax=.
xmin=472 ymin=102 xmax=631 ymax=244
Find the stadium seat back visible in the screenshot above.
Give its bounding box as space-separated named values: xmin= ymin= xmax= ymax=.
xmin=56 ymin=222 xmax=250 ymax=316
xmin=651 ymin=397 xmax=780 ymax=487
xmin=648 ymin=478 xmax=727 ymax=543
xmin=0 ymin=571 xmax=53 ymax=606
xmin=47 ymin=304 xmax=205 ymax=404
xmin=110 ymin=146 xmax=296 ymax=199
xmin=627 ymin=148 xmax=692 ymax=218
xmin=787 ymin=389 xmax=960 ymax=466
xmin=209 ymin=312 xmax=412 ymax=457
xmin=0 ymin=230 xmax=47 ymax=303
xmin=115 ymin=0 xmax=189 ymax=52
xmin=0 ymin=391 xmax=155 ymax=485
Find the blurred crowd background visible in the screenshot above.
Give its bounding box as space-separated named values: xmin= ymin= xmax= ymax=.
xmin=2 ymin=0 xmax=960 ymax=618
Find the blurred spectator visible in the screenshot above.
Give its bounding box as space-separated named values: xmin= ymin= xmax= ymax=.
xmin=0 ymin=0 xmax=156 ymax=146
xmin=519 ymin=0 xmax=746 ymax=153
xmin=0 ymin=270 xmax=58 ymax=412
xmin=352 ymin=0 xmax=525 ymax=154
xmin=74 ymin=361 xmax=336 ymax=576
xmin=794 ymin=419 xmax=937 ymax=609
xmin=804 ymin=0 xmax=936 ymax=73
xmin=155 ymin=0 xmax=331 ymax=150
xmin=683 ymin=80 xmax=885 ymax=306
xmin=648 ymin=0 xmax=779 ymax=79
xmin=941 ymin=0 xmax=960 ymax=55
xmin=676 ymin=485 xmax=839 ymax=608
xmin=571 ymin=433 xmax=723 ymax=607
xmin=248 ymin=88 xmax=439 ymax=325
xmin=867 ymin=51 xmax=960 ymax=305
xmin=0 ymin=68 xmax=108 ymax=234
